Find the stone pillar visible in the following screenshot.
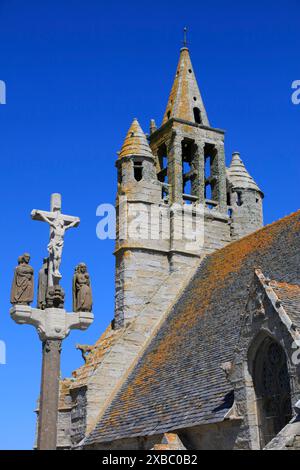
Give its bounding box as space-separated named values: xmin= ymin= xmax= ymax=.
xmin=192 ymin=140 xmax=205 ymax=204
xmin=167 ymin=132 xmax=183 ymax=204
xmin=10 ymin=304 xmax=93 ymax=449
xmin=37 ymin=339 xmax=62 ymax=450
xmin=214 ymin=144 xmax=227 ymax=213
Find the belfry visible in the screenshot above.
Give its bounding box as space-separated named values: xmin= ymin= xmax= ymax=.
xmin=114 ymin=40 xmax=263 ymax=327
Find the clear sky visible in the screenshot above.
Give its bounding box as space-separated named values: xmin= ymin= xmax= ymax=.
xmin=0 ymin=0 xmax=299 ymax=450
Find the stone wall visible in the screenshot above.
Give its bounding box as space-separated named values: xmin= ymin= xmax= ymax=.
xmin=230 ymin=189 xmax=263 ymax=240
xmin=70 ymin=259 xmax=200 ymax=445
xmin=70 ymin=387 xmax=87 ymax=446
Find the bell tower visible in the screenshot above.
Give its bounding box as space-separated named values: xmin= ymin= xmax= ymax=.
xmin=149 ymin=44 xmax=231 ymax=263
xmin=113 ymin=38 xmax=264 ymax=329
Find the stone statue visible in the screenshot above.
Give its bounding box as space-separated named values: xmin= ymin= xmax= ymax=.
xmin=10 ymin=253 xmax=34 ymax=305
xmin=73 ymin=263 xmax=93 ymax=312
xmin=37 ymin=257 xmax=49 ymax=309
xmin=31 ymin=210 xmax=80 ymax=279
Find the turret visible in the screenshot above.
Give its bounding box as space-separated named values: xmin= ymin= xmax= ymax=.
xmin=114 ymin=119 xmax=166 ymax=329
xmin=116 ymin=118 xmax=160 ymax=201
xmin=227 ymin=152 xmax=264 ymax=239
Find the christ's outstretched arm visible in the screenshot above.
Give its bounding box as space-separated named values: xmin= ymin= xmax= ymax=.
xmin=65 ymin=218 xmax=80 ymax=231
xmin=36 ymin=211 xmax=56 ymax=229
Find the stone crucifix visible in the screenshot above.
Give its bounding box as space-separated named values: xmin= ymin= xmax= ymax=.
xmin=31 ymin=193 xmax=80 ymax=287
xmin=10 ymin=193 xmax=94 ymax=451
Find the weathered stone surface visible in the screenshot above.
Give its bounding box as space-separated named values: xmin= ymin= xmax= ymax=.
xmin=73 ymin=263 xmax=93 ymax=313
xmin=10 ymin=253 xmax=34 ymax=305
xmin=10 ymin=305 xmax=94 ymax=341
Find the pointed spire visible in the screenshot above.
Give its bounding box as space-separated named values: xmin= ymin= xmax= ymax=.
xmin=227 ymin=152 xmax=263 ymax=194
xmin=162 ymin=46 xmax=210 ymax=126
xmin=119 ymin=119 xmax=153 ymax=159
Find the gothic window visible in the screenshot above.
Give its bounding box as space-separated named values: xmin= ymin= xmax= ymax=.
xmin=193 ymin=107 xmax=202 ymax=124
xmin=133 ymin=161 xmax=143 ymax=182
xmin=253 ymin=337 xmax=292 ymax=448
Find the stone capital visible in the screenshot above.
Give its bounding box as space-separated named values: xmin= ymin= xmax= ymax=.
xmin=10 ymin=305 xmax=94 ymax=341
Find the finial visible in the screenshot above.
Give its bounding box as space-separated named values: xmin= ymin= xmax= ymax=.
xmin=183 ymin=27 xmax=188 ymax=48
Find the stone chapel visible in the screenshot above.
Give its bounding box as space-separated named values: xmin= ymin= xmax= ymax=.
xmin=44 ymin=43 xmax=300 ymax=450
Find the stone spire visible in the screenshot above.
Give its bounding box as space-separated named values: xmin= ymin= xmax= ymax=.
xmin=227 ymin=152 xmax=262 ymax=194
xmin=162 ymin=47 xmax=210 ymax=127
xmin=119 ymin=118 xmax=153 ymax=159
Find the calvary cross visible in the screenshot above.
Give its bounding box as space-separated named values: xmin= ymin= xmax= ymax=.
xmin=31 ymin=193 xmax=80 ymax=287
xmin=10 ymin=192 xmax=93 ymax=450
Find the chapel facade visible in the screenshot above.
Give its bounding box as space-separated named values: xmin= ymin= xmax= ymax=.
xmin=49 ymin=43 xmax=300 ymax=451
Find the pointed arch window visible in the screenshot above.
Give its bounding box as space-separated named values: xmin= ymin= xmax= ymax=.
xmin=253 ymin=337 xmax=292 ymax=447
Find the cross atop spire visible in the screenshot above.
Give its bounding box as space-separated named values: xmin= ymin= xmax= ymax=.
xmin=183 ymin=27 xmax=188 ymax=49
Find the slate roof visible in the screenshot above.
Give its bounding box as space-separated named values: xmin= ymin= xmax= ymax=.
xmin=270 ymin=281 xmax=300 ymax=329
xmin=84 ymin=211 xmax=300 ymax=446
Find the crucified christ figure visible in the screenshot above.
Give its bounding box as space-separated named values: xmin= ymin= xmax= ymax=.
xmin=35 ymin=211 xmax=79 ymax=279
xmin=31 ymin=193 xmax=80 ymax=286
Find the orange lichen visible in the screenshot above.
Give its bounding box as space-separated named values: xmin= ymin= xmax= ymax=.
xmin=119 ymin=119 xmax=152 ymax=159
xmin=271 ymin=281 xmax=300 ymax=300
xmin=162 ymin=48 xmax=204 ymax=125
xmin=58 ymin=379 xmax=74 ymax=410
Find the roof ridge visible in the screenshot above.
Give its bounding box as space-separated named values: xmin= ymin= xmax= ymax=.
xmin=214 ymin=209 xmax=300 ymax=255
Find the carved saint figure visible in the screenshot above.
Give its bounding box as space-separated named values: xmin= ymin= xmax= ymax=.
xmin=11 ymin=253 xmax=34 ymax=305
xmin=32 ymin=210 xmax=79 ymax=279
xmin=73 ymin=263 xmax=93 ymax=312
xmin=37 ymin=257 xmax=49 ymax=309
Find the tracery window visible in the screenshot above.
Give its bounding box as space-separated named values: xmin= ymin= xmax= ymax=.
xmin=253 ymin=337 xmax=292 ymax=448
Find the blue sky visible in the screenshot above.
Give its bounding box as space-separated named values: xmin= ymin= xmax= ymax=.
xmin=0 ymin=0 xmax=299 ymax=449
